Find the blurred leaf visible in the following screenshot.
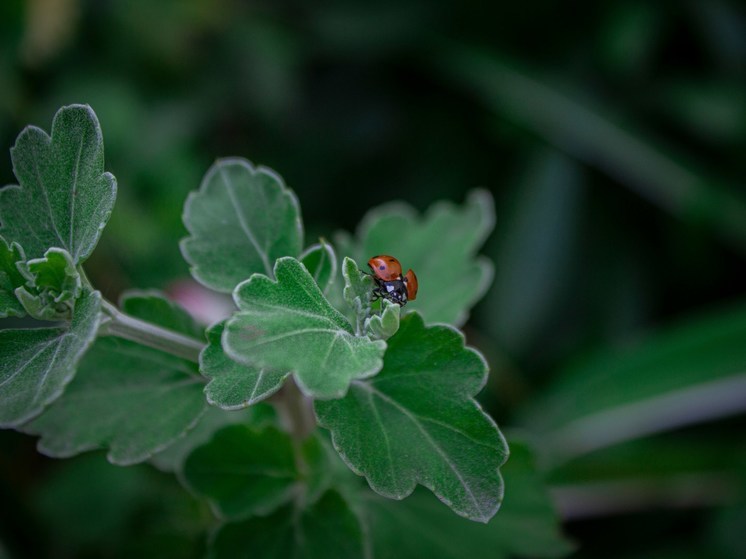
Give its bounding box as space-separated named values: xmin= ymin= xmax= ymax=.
xmin=208 ymin=490 xmax=364 ymax=559
xmin=20 ymin=0 xmax=79 ymax=66
xmin=34 ymin=453 xmax=155 ymax=548
xmin=16 ymin=247 xmax=80 ymax=320
xmin=337 ymin=190 xmax=494 ymax=326
xmin=0 ymin=104 xmax=117 ymax=262
xmin=0 ymin=289 xmax=101 ymax=427
xmin=709 ymin=504 xmax=746 ymax=559
xmin=316 ymin=313 xmax=508 ymax=523
xmin=364 ymin=440 xmax=573 ymax=558
xmin=486 ymin=149 xmax=583 ymax=353
xmin=299 ymin=240 xmax=337 ymax=295
xmin=33 ymin=452 xmax=207 ymax=558
xmin=202 ymin=321 xmax=289 ymax=409
xmin=548 ymin=435 xmax=746 ymax=519
xmin=549 ymin=436 xmax=746 ymax=484
xmin=183 ymin=424 xmax=296 ymax=520
xmin=522 ymin=302 xmax=746 ymax=462
xmin=23 ymin=292 xmax=206 ymax=465
xmin=119 ymin=290 xmax=205 ymax=340
xmin=150 ymin=404 xmax=275 ymax=473
xmin=181 ymin=158 xmax=303 ymax=292
xmin=662 ymin=80 xmax=746 ymax=143
xmin=0 ymin=235 xmax=26 ymax=318
xmin=597 ymin=1 xmax=660 ymax=75
xmin=438 ymin=46 xmax=746 ymax=252
xmin=691 ymin=0 xmax=746 ymax=70
xmin=225 ymin=257 xmax=385 ymax=399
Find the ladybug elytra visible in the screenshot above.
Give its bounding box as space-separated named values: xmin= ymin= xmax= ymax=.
xmin=367 ymin=254 xmax=418 ymax=306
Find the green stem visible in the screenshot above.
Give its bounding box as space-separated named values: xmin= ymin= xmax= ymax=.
xmin=100 ymin=300 xmax=204 ymax=363
xmin=272 ymin=378 xmax=315 ymax=477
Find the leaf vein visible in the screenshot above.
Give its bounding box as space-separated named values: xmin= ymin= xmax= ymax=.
xmin=356 ymin=382 xmax=485 ymax=517
xmin=219 ymin=165 xmax=272 ymax=277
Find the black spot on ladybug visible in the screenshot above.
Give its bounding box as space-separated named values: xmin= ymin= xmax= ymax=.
xmin=379 ymin=265 xmax=385 ymax=270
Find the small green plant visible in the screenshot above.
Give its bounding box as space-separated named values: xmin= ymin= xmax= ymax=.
xmin=0 ymin=105 xmax=568 ymax=557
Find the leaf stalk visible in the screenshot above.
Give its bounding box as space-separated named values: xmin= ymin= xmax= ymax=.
xmin=100 ymin=300 xmax=204 ymax=362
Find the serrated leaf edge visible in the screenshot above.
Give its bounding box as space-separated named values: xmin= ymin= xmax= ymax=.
xmin=179 ymin=157 xmax=304 ymax=291
xmin=201 ymin=320 xmax=290 ymax=410
xmin=2 ymin=290 xmax=103 ymax=428
xmin=315 ymin=314 xmax=509 ymax=523
xmin=4 ymin=104 xmax=117 ymax=264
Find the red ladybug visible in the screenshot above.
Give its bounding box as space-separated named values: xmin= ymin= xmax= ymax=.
xmin=367 ymin=255 xmax=418 ymax=306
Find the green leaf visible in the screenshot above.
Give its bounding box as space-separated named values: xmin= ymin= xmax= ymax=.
xmin=0 ymin=235 xmax=26 ymax=318
xmin=0 ymin=104 xmax=117 ymax=262
xmin=225 ymin=257 xmax=386 ymax=399
xmin=202 ymin=321 xmax=289 ymax=409
xmin=0 ymin=289 xmax=101 ymax=427
xmin=364 ymin=440 xmax=573 ymax=559
xmin=33 ymin=453 xmax=208 ymax=556
xmin=119 ymin=289 xmax=206 ymax=340
xmin=337 ymin=189 xmax=494 ymax=326
xmin=208 ymin=490 xmax=365 ymax=559
xmin=522 ymin=301 xmax=746 ymax=463
xmin=150 ymin=404 xmax=276 ymax=473
xmin=181 ymin=158 xmax=303 ymax=292
xmin=300 ymin=240 xmax=337 ymax=295
xmin=183 ymin=424 xmax=297 ymax=520
xmin=16 ymin=247 xmax=81 ymax=320
xmin=315 ymin=313 xmax=508 ymax=523
xmin=342 ymin=256 xmax=375 ymax=336
xmin=365 ymin=299 xmax=400 ymax=340
xmin=23 ymin=292 xmax=207 ymax=465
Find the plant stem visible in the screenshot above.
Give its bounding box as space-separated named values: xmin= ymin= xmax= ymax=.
xmin=272 ymin=378 xmax=315 ymax=475
xmin=100 ymin=300 xmax=204 ymax=362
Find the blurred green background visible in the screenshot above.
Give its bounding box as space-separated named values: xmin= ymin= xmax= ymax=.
xmin=1 ymin=0 xmax=745 ymax=557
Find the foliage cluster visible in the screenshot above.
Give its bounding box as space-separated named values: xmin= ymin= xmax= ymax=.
xmin=0 ymin=106 xmax=570 ymax=558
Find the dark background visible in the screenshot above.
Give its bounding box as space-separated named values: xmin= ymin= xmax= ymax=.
xmin=1 ymin=1 xmax=745 ymax=557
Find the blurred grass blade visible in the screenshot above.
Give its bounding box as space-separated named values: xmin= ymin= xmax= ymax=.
xmin=548 ymin=436 xmax=746 ymax=518
xmin=521 ymin=301 xmax=746 ymax=463
xmin=486 ymin=149 xmax=583 ymax=354
xmin=436 ymin=46 xmax=746 ymax=252
xmin=550 ymin=374 xmax=746 ymax=459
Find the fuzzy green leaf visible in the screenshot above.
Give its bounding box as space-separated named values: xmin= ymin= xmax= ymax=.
xmin=0 ymin=235 xmax=26 ymax=318
xmin=225 ymin=257 xmax=386 ymax=399
xmin=183 ymin=424 xmax=297 ymax=520
xmin=23 ymin=292 xmax=207 ymax=465
xmin=342 ymin=256 xmax=375 ymax=336
xmin=16 ymin=247 xmax=81 ymax=320
xmin=0 ymin=290 xmax=101 ymax=427
xmin=366 ymin=299 xmax=401 ymax=340
xmin=300 ymin=240 xmax=337 ymax=295
xmin=364 ymin=440 xmax=573 ymax=559
xmin=202 ymin=321 xmax=289 ymax=409
xmin=337 ymin=189 xmax=494 ymax=326
xmin=0 ymin=105 xmax=117 ymax=263
xmin=181 ymin=158 xmax=303 ymax=292
xmin=150 ymin=404 xmax=276 ymax=473
xmin=315 ymin=313 xmax=508 ymax=523
xmin=208 ymin=490 xmax=365 ymax=559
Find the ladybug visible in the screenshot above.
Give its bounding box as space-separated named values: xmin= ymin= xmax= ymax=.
xmin=367 ymin=255 xmax=418 ymax=306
